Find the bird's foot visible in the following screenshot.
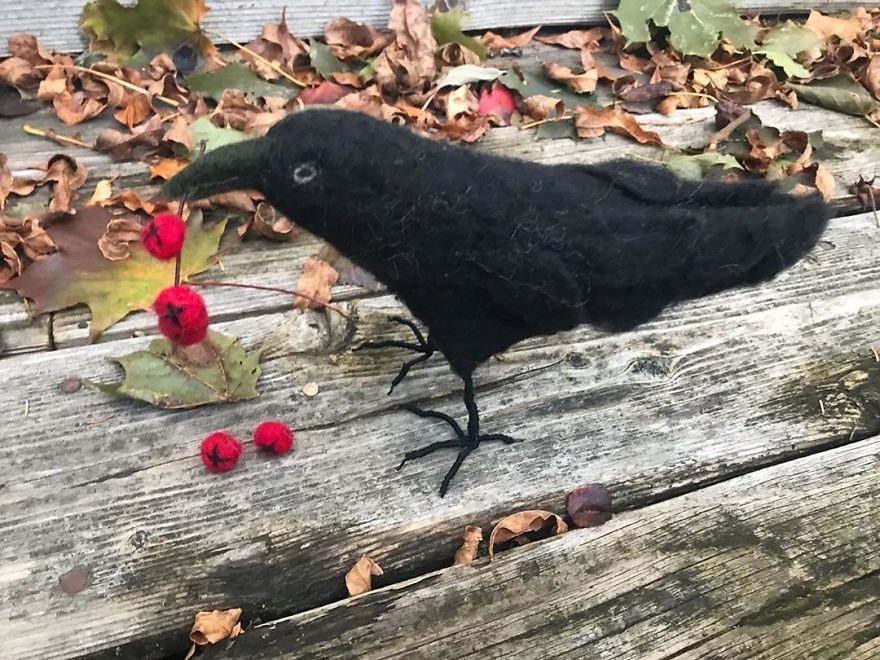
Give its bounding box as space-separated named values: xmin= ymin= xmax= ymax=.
xmin=353 ymin=316 xmax=435 ymax=394
xmin=398 ymin=404 xmax=520 ymax=497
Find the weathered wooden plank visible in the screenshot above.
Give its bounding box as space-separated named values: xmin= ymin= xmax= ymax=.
xmin=3 ymin=93 xmax=875 ymax=353
xmin=212 ymin=437 xmax=880 ymax=660
xmin=1 ymin=211 xmax=879 ymax=658
xmin=0 ymin=0 xmax=862 ymax=57
xmin=0 ymin=291 xmax=51 ymax=356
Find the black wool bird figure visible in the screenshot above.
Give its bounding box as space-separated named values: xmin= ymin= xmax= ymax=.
xmin=165 ymin=108 xmax=832 ymax=496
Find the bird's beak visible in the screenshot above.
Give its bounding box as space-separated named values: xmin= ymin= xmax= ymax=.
xmin=163 ymin=136 xmax=271 ymax=201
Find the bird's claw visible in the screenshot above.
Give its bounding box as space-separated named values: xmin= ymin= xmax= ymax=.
xmin=398 ymin=404 xmax=520 ymax=497
xmin=353 ymin=317 xmax=435 ymax=393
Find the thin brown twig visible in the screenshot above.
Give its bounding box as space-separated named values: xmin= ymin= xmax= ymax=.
xmin=34 ymin=64 xmax=180 ymax=107
xmin=204 ymin=28 xmax=307 ymax=88
xmin=185 ymin=280 xmax=350 ymax=318
xmin=520 ymin=114 xmax=573 ymax=130
xmin=22 ymin=124 xmax=93 ymax=149
xmin=704 ymin=108 xmax=752 ymax=152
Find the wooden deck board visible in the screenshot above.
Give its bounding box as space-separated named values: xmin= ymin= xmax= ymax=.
xmin=2 ymin=209 xmax=880 ymax=658
xmin=0 ymin=0 xmax=862 ymax=57
xmin=208 ymin=437 xmax=880 ymax=659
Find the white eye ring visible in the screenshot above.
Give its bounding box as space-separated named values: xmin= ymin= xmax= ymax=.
xmin=293 ymin=162 xmax=318 ymax=184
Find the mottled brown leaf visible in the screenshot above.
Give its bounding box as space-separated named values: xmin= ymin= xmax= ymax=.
xmin=804 ymin=9 xmax=863 ymax=41
xmin=250 ymin=202 xmax=298 ymax=241
xmin=566 ymin=483 xmax=613 ymax=528
xmin=295 ymin=257 xmax=339 ymax=309
xmin=53 ymin=91 xmax=106 ymax=125
xmin=574 ymin=106 xmax=663 ymax=145
xmin=44 ymin=155 xmax=89 ymax=213
xmin=324 ymin=17 xmax=392 ymax=59
xmin=373 ymin=0 xmax=437 ymax=91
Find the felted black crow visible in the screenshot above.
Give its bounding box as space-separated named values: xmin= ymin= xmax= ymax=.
xmin=165 ymin=108 xmax=832 ymax=496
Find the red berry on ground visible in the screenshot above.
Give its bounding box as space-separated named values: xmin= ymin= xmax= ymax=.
xmin=142 ymin=213 xmax=186 ymax=260
xmin=154 ymin=285 xmax=209 ymax=346
xmin=254 ymin=421 xmax=294 ymax=456
xmin=200 ymin=432 xmax=243 ymax=472
xmin=478 ymin=84 xmax=515 ymax=124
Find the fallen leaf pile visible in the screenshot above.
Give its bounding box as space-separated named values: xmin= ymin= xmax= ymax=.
xmin=0 ymin=0 xmax=876 ymax=334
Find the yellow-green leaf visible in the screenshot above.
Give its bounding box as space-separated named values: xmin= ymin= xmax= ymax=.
xmin=1 ymin=207 xmax=224 ymax=341
xmin=92 ymin=330 xmax=262 ymax=408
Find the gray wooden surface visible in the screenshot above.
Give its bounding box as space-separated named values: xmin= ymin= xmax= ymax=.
xmin=206 ymin=437 xmax=880 ymax=659
xmin=2 ymin=31 xmax=880 ymax=660
xmin=0 ymin=0 xmax=863 ymax=56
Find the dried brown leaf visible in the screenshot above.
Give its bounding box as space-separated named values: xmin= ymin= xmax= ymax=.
xmin=97 ymin=217 xmax=142 ymax=260
xmin=295 ymin=257 xmax=339 ymax=309
xmin=437 ymin=42 xmax=482 ymax=67
xmin=566 ymin=483 xmax=613 ymax=528
xmin=535 ymin=28 xmax=604 ymax=50
xmin=345 ymin=555 xmax=383 ymax=596
xmin=86 ymin=179 xmax=114 ymax=206
xmin=53 ymin=91 xmax=106 ymax=126
xmin=373 ymin=0 xmax=437 ymax=92
xmin=244 ymin=9 xmax=308 ymax=80
xmin=113 ymin=93 xmax=152 ymax=128
xmin=543 ymin=62 xmax=598 ymax=94
xmin=453 ymin=525 xmax=483 ymax=565
xmin=481 ymin=25 xmax=542 ymax=51
xmin=188 ymin=608 xmax=243 ymax=651
xmin=250 ymin=202 xmax=298 ymax=241
xmin=805 ymin=9 xmax=863 ymax=42
xmin=148 ymin=157 xmax=188 ymax=181
xmin=43 ymin=155 xmax=88 ymax=213
xmin=37 ymin=76 xmax=69 ymax=102
xmin=863 ymin=55 xmax=880 ymax=100
xmin=488 ymin=510 xmax=567 ymax=558
xmin=325 ymin=17 xmax=392 ymax=59
xmin=574 ymin=106 xmax=664 ymax=145
xmin=519 ymin=94 xmax=564 ymax=121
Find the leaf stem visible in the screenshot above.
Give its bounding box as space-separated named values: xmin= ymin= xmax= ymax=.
xmin=34 ymin=64 xmax=180 ymax=107
xmin=204 ymin=28 xmax=308 ymax=88
xmin=185 ymin=279 xmax=349 ymax=318
xmin=22 ymin=124 xmax=93 ymax=149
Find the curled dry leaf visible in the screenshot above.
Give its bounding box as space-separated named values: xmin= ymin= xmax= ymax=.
xmin=53 ymin=90 xmax=106 ymax=126
xmin=535 ymin=28 xmax=604 ymax=50
xmin=325 ymin=17 xmax=392 ymax=59
xmin=542 ymin=62 xmax=598 ymax=94
xmin=481 ymin=25 xmax=542 ymax=51
xmin=488 ymin=510 xmax=568 ymax=558
xmin=345 ymin=555 xmax=383 ymax=596
xmin=185 ymin=608 xmax=243 ymax=660
xmin=250 ymin=202 xmax=298 ymax=241
xmin=804 ymin=9 xmax=863 ymax=42
xmin=574 ymin=106 xmax=664 ymax=145
xmin=244 ymin=9 xmax=308 ymax=80
xmin=44 ymin=155 xmax=89 ymax=213
xmin=295 ymin=257 xmax=339 ymax=310
xmin=98 ymin=217 xmax=143 ymax=261
xmin=373 ymin=0 xmax=437 ymax=92
xmin=148 ymin=157 xmax=188 ymax=181
xmin=453 ymin=525 xmax=483 ymax=565
xmin=519 ymin=95 xmax=564 ymax=121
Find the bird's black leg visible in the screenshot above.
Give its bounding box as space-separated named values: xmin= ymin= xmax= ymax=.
xmin=398 ymin=374 xmax=520 ymax=496
xmin=354 ymin=316 xmax=436 ymax=393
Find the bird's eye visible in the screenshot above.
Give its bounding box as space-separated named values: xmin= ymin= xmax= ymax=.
xmin=292 ymin=162 xmax=319 ymax=185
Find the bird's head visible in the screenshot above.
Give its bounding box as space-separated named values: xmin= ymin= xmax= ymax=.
xmin=163 ymin=108 xmax=382 ymax=218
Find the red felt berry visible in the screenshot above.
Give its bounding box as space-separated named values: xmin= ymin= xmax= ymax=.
xmin=142 ymin=213 xmax=186 ymax=260
xmin=153 ymin=286 xmax=209 ymax=346
xmin=200 ymin=432 xmax=243 ymax=472
xmin=478 ymin=85 xmax=515 ymax=124
xmin=254 ymin=421 xmax=294 ymax=456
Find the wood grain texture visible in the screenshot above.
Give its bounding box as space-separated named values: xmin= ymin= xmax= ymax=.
xmin=0 ymin=0 xmax=862 ymax=56
xmin=210 ymin=437 xmax=880 ymax=660
xmin=1 ymin=210 xmax=880 ymax=658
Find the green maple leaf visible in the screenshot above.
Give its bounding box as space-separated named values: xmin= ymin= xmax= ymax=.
xmin=756 ymin=21 xmax=821 ymax=78
xmin=79 ymin=0 xmax=211 ymax=59
xmin=92 ymin=330 xmax=262 ymax=409
xmin=613 ymin=0 xmax=758 ymax=58
xmin=431 ymin=9 xmax=488 ymax=60
xmin=186 ymin=63 xmax=297 ymax=101
xmin=1 ymin=207 xmax=225 ymax=341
